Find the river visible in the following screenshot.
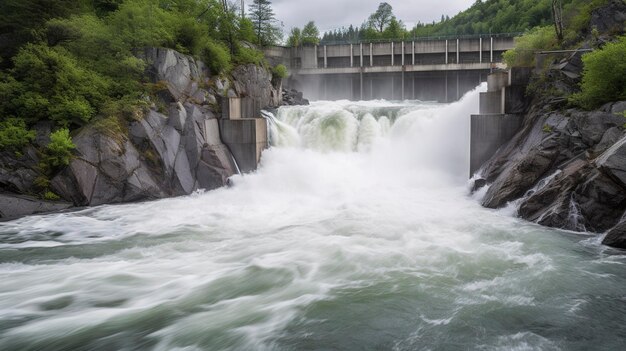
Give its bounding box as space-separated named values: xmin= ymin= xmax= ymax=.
xmin=1 ymin=85 xmax=625 ymax=350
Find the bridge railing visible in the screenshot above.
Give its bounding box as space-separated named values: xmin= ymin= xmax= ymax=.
xmin=316 ymin=33 xmax=522 ymax=46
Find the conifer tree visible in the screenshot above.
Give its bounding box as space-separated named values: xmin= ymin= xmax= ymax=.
xmin=248 ymin=0 xmax=282 ymax=46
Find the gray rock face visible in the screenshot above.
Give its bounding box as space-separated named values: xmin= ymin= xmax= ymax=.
xmin=142 ymin=47 xmax=209 ymax=101
xmin=0 ymin=193 xmax=72 ymax=219
xmin=51 ymin=125 xmax=164 ymax=206
xmin=232 ymin=64 xmax=281 ymax=108
xmin=590 ymin=0 xmax=626 ymax=35
xmin=478 ymin=92 xmax=626 ymax=246
xmin=603 ymin=220 xmax=626 ymax=249
xmin=2 ymin=47 xmax=276 ymax=218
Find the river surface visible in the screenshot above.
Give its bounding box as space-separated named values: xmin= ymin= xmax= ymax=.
xmin=1 ymin=86 xmax=626 ymax=351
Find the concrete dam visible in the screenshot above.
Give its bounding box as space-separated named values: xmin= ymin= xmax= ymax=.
xmin=265 ymin=34 xmax=516 ymax=101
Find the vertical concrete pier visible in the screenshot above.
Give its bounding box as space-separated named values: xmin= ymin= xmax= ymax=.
xmin=219 ymin=97 xmax=268 ymax=173
xmin=469 ymin=68 xmax=532 ymax=176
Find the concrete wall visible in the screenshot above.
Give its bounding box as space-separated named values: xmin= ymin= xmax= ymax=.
xmin=470 ymin=114 xmax=523 ymax=176
xmin=220 ymin=119 xmax=267 ymax=173
xmin=219 ymin=97 xmax=268 ymax=173
xmin=291 ymin=70 xmax=488 ymax=102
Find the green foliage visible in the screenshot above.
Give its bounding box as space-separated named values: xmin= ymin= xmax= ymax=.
xmin=0 ymin=118 xmax=36 ymax=151
xmin=301 ymin=22 xmax=320 ymax=45
xmin=287 ymin=27 xmax=302 ymax=47
xmin=43 ymin=191 xmax=61 ymax=201
xmin=248 ymin=0 xmax=282 ymax=46
xmin=234 ymin=46 xmax=265 ymax=66
xmin=563 ymin=0 xmax=612 ymax=42
xmin=571 ymin=36 xmax=626 ymax=109
xmin=366 ymin=2 xmax=395 ymax=33
xmin=45 ymin=128 xmax=75 ymax=167
xmin=201 ymin=38 xmax=233 ymax=73
xmin=7 ymin=43 xmax=110 ymax=126
xmin=502 ymin=26 xmax=558 ymax=67
xmin=272 ymin=64 xmax=288 ymax=79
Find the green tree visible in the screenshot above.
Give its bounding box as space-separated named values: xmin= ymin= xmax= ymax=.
xmin=301 ymin=21 xmax=320 ymax=45
xmin=248 ymin=0 xmax=282 ymax=46
xmin=571 ymin=36 xmax=626 ymax=109
xmin=287 ymin=27 xmax=302 ymax=47
xmin=367 ymin=2 xmax=395 ymax=33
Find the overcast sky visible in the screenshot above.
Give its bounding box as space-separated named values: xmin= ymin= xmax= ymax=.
xmin=266 ymin=0 xmax=477 ymax=34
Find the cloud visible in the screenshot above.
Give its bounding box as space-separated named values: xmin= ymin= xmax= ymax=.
xmin=266 ymin=0 xmax=476 ymax=34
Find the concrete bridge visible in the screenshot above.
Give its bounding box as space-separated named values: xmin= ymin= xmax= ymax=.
xmin=265 ymin=34 xmax=516 ymax=101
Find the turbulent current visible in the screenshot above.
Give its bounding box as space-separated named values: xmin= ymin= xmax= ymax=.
xmin=1 ymin=85 xmax=626 ymax=351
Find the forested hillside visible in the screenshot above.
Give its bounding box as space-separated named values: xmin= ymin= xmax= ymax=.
xmin=316 ymin=0 xmax=613 ymax=43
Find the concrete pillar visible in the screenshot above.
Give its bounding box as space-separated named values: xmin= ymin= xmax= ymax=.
xmin=456 ymin=71 xmax=460 ymax=100
xmin=369 ymin=78 xmax=373 ymax=99
xmin=456 ymin=38 xmax=460 ymax=64
xmin=445 ymin=40 xmax=449 ymax=64
xmin=323 ymin=45 xmax=327 ymax=68
xmin=412 ymin=41 xmax=415 ymax=65
xmin=401 ymin=42 xmax=405 ymax=66
xmin=370 ymin=43 xmax=373 ymax=67
xmin=412 ymin=74 xmax=415 ymax=99
xmin=314 ymin=45 xmax=318 ymax=67
xmin=360 ymin=71 xmax=363 ymax=100
xmin=401 ymin=71 xmax=405 ymax=100
xmin=360 ymin=43 xmax=363 ymax=67
xmin=445 ymin=72 xmax=448 ymax=102
xmin=391 ymin=74 xmax=395 ymax=99
xmin=350 ymin=44 xmax=354 ymax=67
xmin=479 ymin=37 xmax=483 ymax=63
xmin=391 ymin=42 xmax=394 ymax=66
xmin=490 ymin=37 xmax=493 ymax=63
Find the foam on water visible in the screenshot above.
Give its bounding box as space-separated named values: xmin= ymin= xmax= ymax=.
xmin=1 ymin=85 xmax=626 ymax=350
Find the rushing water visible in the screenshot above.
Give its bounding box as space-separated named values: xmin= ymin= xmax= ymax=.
xmin=1 ymin=86 xmax=626 ymax=351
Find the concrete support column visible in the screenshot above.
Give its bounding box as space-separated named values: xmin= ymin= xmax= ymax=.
xmin=479 ymin=37 xmax=483 ymax=63
xmin=391 ymin=42 xmax=394 ymax=66
xmin=391 ymin=74 xmax=395 ymax=99
xmin=445 ymin=72 xmax=448 ymax=102
xmin=445 ymin=39 xmax=449 ymax=64
xmin=350 ymin=44 xmax=354 ymax=67
xmin=412 ymin=41 xmax=415 ymax=65
xmin=456 ymin=38 xmax=460 ymax=64
xmin=360 ymin=71 xmax=363 ymax=100
xmin=401 ymin=71 xmax=405 ymax=100
xmin=314 ymin=45 xmax=318 ymax=67
xmin=360 ymin=43 xmax=363 ymax=67
xmin=370 ymin=43 xmax=373 ymax=67
xmin=323 ymin=45 xmax=327 ymax=68
xmin=401 ymin=42 xmax=405 ymax=66
xmin=490 ymin=37 xmax=493 ymax=63
xmin=456 ymin=71 xmax=460 ymax=100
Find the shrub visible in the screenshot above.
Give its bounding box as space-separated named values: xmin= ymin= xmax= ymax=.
xmin=503 ymin=26 xmax=558 ymax=68
xmin=234 ymin=46 xmax=265 ymax=66
xmin=0 ymin=118 xmax=35 ymax=151
xmin=571 ymin=36 xmax=626 ymax=109
xmin=46 ymin=128 xmax=75 ymax=167
xmin=200 ymin=38 xmax=232 ymax=74
xmin=272 ymin=64 xmax=288 ymax=79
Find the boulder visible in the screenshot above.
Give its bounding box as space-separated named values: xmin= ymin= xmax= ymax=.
xmin=603 ymin=220 xmax=626 ymax=249
xmin=596 ymin=134 xmax=626 ymax=187
xmin=0 ymin=193 xmax=72 ymax=219
xmin=52 ymin=125 xmax=165 ymax=206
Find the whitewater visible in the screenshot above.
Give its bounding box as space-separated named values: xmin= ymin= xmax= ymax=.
xmin=1 ymin=85 xmax=625 ymax=350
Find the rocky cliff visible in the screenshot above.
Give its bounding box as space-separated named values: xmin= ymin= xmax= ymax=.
xmin=0 ymin=47 xmax=283 ymax=219
xmin=473 ymin=1 xmax=626 ymax=248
